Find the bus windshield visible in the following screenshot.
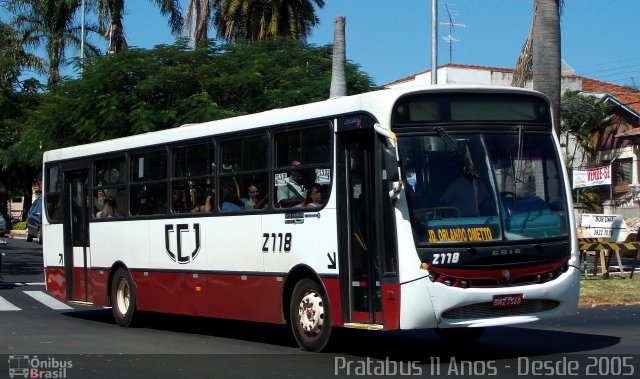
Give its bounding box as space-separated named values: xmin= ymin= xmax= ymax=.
xmin=399 ymin=130 xmax=569 ymax=246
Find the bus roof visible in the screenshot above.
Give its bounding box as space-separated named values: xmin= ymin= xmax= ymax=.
xmin=43 ymin=85 xmax=546 ymax=162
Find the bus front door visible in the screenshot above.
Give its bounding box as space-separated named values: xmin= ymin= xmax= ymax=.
xmin=339 ymin=132 xmax=382 ymax=325
xmin=63 ymin=169 xmax=91 ymax=303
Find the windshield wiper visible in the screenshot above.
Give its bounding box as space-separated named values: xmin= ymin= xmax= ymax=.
xmin=435 ymin=127 xmax=479 ymax=179
xmin=511 ymin=124 xmax=525 ymax=197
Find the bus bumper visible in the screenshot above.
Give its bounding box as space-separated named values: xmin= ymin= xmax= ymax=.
xmin=399 ymin=265 xmax=581 ymax=330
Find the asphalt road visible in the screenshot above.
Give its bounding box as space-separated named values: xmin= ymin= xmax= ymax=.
xmin=1 ymin=237 xmax=640 ymax=378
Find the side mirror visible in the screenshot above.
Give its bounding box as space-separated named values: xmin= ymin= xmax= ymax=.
xmin=384 ymin=146 xmax=400 ymax=183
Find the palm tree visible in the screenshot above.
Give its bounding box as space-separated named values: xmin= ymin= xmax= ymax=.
xmin=185 ymin=0 xmax=211 ymax=48
xmin=0 ymin=20 xmax=45 ymax=89
xmin=512 ymin=0 xmax=563 ymax=136
xmin=97 ymin=0 xmax=183 ymax=54
xmin=9 ymin=0 xmax=101 ymax=86
xmin=561 ymin=91 xmax=615 ymax=169
xmin=533 ymin=0 xmax=561 ymax=137
xmin=329 ymin=16 xmax=346 ymax=98
xmin=213 ymin=0 xmax=325 ymax=42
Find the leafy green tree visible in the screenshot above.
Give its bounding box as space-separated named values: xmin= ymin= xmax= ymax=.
xmin=9 ymin=0 xmax=102 ymax=86
xmin=561 ymin=91 xmax=615 ymax=168
xmin=0 ymin=20 xmax=43 ymax=219
xmin=97 ymin=0 xmax=183 ymax=53
xmin=207 ymin=38 xmax=374 ymax=113
xmin=8 ymin=38 xmax=376 ymax=162
xmin=213 ymin=0 xmax=325 ymax=42
xmin=560 ymin=91 xmax=616 ymax=211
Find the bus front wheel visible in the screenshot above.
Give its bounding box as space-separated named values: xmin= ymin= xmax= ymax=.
xmin=289 ymin=278 xmax=332 ymax=352
xmin=111 ymin=268 xmax=137 ymax=327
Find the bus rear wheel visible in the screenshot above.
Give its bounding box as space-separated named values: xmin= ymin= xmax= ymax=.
xmin=289 ymin=278 xmax=332 ymax=352
xmin=111 ymin=268 xmax=137 ymax=327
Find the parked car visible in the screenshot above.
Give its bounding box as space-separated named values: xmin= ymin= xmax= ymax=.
xmin=0 ymin=214 xmax=7 ymax=236
xmin=26 ymin=198 xmax=42 ymax=244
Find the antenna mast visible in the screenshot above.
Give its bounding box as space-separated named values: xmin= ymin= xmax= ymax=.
xmin=440 ymin=4 xmax=465 ymax=63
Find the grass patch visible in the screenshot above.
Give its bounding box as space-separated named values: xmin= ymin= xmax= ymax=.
xmin=580 ymin=276 xmax=640 ymax=305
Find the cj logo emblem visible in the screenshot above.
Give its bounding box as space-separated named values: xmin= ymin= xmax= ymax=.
xmin=165 ymin=223 xmax=201 ymax=264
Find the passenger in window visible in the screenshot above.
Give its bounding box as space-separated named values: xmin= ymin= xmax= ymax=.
xmin=192 ymin=190 xmax=213 ymax=212
xmin=154 ymin=191 xmax=169 ymax=214
xmin=171 ymin=188 xmax=189 ymax=213
xmin=96 ymin=197 xmax=118 ymax=218
xmin=221 ymin=182 xmax=244 ymax=211
xmin=244 ymin=184 xmax=267 ymax=210
xmin=277 ymin=160 xmax=306 ymax=207
xmin=305 ymin=184 xmax=324 ymax=208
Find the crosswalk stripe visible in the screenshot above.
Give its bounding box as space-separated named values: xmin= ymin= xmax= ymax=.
xmin=23 ymin=291 xmax=73 ymax=310
xmin=0 ymin=296 xmax=21 ymax=311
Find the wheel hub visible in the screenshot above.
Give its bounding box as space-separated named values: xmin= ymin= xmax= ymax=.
xmin=298 ymin=290 xmax=324 ymax=336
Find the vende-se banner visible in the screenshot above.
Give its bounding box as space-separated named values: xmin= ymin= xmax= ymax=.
xmin=572 ymin=165 xmax=611 ymax=189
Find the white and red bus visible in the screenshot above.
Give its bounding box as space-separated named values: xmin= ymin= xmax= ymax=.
xmin=42 ymin=86 xmax=580 ymax=351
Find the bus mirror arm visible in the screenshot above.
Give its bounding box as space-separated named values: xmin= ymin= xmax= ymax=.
xmin=389 ymin=180 xmax=403 ymax=200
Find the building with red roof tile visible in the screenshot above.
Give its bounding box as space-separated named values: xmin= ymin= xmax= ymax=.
xmin=385 ymin=64 xmax=640 ymax=209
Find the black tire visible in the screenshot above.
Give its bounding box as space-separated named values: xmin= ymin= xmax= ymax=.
xmin=289 ymin=278 xmax=332 ymax=352
xmin=26 ymin=232 xmax=33 ymax=242
xmin=435 ymin=327 xmax=485 ymax=343
xmin=111 ymin=268 xmax=137 ymax=327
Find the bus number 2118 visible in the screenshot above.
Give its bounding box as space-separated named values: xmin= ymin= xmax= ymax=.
xmin=262 ymin=233 xmax=293 ymax=253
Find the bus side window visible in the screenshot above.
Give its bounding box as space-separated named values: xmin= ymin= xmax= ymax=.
xmin=45 ymin=165 xmax=63 ymax=223
xmin=273 ymin=124 xmax=332 ymax=209
xmin=94 ymin=156 xmax=127 ymax=218
xmin=218 ymin=133 xmax=268 ymax=212
xmin=130 ymin=150 xmax=167 ymax=216
xmin=172 ymin=142 xmax=214 ymax=214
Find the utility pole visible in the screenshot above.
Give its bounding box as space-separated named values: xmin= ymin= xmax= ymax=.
xmin=80 ymin=0 xmax=85 ymax=74
xmin=431 ymin=0 xmax=438 ymax=84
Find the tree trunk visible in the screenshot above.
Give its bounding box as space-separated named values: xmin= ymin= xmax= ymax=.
xmin=107 ymin=13 xmax=127 ymax=54
xmin=533 ymin=0 xmax=561 ymax=137
xmin=329 ymin=16 xmax=347 ymax=98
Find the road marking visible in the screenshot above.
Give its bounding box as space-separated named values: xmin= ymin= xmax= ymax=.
xmin=0 ymin=296 xmax=21 ymax=311
xmin=23 ymin=291 xmax=73 ymax=310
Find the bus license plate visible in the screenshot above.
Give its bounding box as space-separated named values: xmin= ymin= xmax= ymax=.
xmin=492 ymin=294 xmax=523 ymax=308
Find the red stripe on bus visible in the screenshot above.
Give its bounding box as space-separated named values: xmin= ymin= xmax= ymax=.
xmin=45 ymin=268 xmax=67 ymax=302
xmin=45 ymin=268 xmax=375 ymax=330
xmin=321 ymin=277 xmax=343 ymax=326
xmin=381 ymin=283 xmax=400 ymax=329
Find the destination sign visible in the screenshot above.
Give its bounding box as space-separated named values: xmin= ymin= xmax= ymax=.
xmin=427 ymin=225 xmax=499 ymax=243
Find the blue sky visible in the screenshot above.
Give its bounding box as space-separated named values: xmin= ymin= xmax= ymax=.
xmin=10 ymin=0 xmax=640 ymax=87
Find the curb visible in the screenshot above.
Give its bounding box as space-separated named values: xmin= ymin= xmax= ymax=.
xmin=8 ymin=230 xmax=27 ymax=238
xmin=579 ymin=302 xmax=640 ymax=308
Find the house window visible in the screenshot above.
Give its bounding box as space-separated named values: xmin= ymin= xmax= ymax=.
xmin=612 ymin=158 xmax=632 ymax=187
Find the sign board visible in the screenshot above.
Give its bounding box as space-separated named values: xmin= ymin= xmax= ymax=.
xmin=572 ymin=165 xmax=611 ymax=189
xmin=579 ymin=213 xmax=629 ymax=241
